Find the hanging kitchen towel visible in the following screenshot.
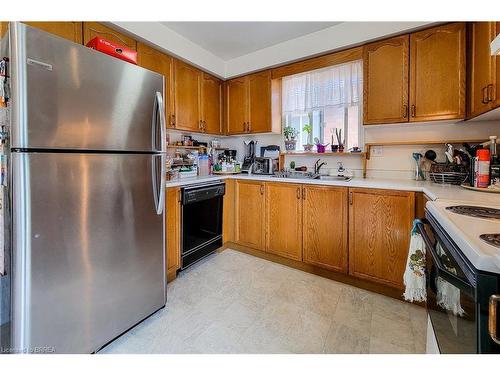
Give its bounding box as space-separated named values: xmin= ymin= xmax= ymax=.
xmin=435 ymin=242 xmax=465 ymax=316
xmin=403 ymin=219 xmax=427 ymax=302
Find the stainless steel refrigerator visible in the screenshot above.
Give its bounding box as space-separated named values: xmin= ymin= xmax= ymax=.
xmin=0 ymin=22 xmax=167 ymax=354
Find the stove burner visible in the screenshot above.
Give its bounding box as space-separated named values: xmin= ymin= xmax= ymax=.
xmin=480 ymin=234 xmax=500 ymax=248
xmin=445 ymin=205 xmax=500 ymax=220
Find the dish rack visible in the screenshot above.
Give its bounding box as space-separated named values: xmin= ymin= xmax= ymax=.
xmin=429 ymin=163 xmax=468 ymax=185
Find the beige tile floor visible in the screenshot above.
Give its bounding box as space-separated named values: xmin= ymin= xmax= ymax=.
xmin=99 ymin=249 xmax=427 ymax=354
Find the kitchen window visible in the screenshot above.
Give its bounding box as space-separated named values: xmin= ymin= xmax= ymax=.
xmin=282 ymin=60 xmax=363 ymax=150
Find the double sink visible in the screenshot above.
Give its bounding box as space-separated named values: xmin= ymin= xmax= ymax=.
xmin=272 ymin=171 xmax=352 ymax=182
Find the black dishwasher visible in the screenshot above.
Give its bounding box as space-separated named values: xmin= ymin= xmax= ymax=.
xmin=181 ymin=181 xmax=225 ymax=270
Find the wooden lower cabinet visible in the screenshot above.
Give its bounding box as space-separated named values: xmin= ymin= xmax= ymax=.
xmin=165 ymin=187 xmax=181 ymax=281
xmin=264 ymin=182 xmax=303 ymax=261
xmin=223 ymin=179 xmax=235 ymax=243
xmin=234 ymin=180 xmax=265 ymax=249
xmin=302 ymin=185 xmax=348 ymax=273
xmin=348 ymin=188 xmax=415 ymax=289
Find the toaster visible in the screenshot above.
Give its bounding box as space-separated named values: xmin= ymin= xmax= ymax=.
xmin=252 ymin=157 xmax=278 ymax=175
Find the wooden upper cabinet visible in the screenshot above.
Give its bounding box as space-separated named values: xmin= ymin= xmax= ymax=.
xmin=467 ymin=22 xmax=497 ymax=118
xmin=0 ymin=22 xmax=8 ymax=39
xmin=83 ymin=22 xmax=137 ymax=50
xmin=173 ymin=59 xmax=201 ymax=132
xmin=137 ymin=42 xmax=174 ymax=128
xmin=226 ymin=77 xmax=249 ymax=134
xmin=265 ymin=182 xmax=303 ymax=261
xmin=409 ymin=23 xmax=466 ymax=122
xmin=348 ymin=188 xmax=415 ymax=289
xmin=235 ymin=180 xmax=265 ymax=250
xmin=200 ymin=73 xmax=222 ymax=134
xmin=248 ymin=70 xmax=272 ymax=133
xmin=24 ymin=22 xmax=83 ymax=44
xmin=496 ymin=22 xmax=500 ymax=109
xmin=363 ymin=35 xmax=409 ymax=125
xmin=303 ymin=186 xmax=348 ymax=273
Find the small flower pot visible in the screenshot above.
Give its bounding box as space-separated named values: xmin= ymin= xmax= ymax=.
xmin=303 ymin=144 xmax=313 ymax=151
xmin=316 ymin=144 xmax=326 ymax=153
xmin=284 ymin=140 xmax=297 ymax=151
xmin=331 ymin=145 xmax=339 ymax=152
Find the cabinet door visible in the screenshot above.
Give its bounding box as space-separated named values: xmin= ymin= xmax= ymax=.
xmin=201 ymin=73 xmax=222 ymax=134
xmin=137 ymin=42 xmax=174 ymax=128
xmin=223 ymin=179 xmax=235 ymax=243
xmin=495 ymin=22 xmax=500 ymax=109
xmin=0 ymin=22 xmax=7 ymax=38
xmin=409 ymin=23 xmax=466 ymax=122
xmin=348 ymin=188 xmax=415 ymax=289
xmin=226 ymin=77 xmax=248 ymax=134
xmin=165 ymin=188 xmax=180 ymax=281
xmin=83 ymin=22 xmax=137 ymax=50
xmin=235 ymin=180 xmax=265 ymax=249
xmin=265 ymin=182 xmax=303 ymax=261
xmin=248 ymin=70 xmax=272 ymax=133
xmin=303 ymin=186 xmax=348 ymax=273
xmin=363 ymin=35 xmax=409 ymax=124
xmin=467 ymin=22 xmax=496 ymax=118
xmin=173 ymin=59 xmax=202 ymax=132
xmin=24 ymin=22 xmax=83 ymax=44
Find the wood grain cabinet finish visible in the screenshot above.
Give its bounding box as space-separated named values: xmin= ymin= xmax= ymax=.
xmin=225 ymin=71 xmax=272 ymax=135
xmin=137 ymin=42 xmax=174 ymax=128
xmin=409 ymin=23 xmax=466 ymax=122
xmin=467 ymin=22 xmax=499 ymax=118
xmin=264 ymin=182 xmax=303 ymax=261
xmin=363 ymin=35 xmax=409 ymax=125
xmin=24 ymin=22 xmax=83 ymax=44
xmin=173 ymin=59 xmax=202 ymax=132
xmin=226 ymin=77 xmax=249 ymax=134
xmin=247 ymin=70 xmax=272 ymax=133
xmin=165 ymin=187 xmax=181 ymax=282
xmin=348 ymin=188 xmax=415 ymax=289
xmin=302 ymin=185 xmax=348 ymax=273
xmin=83 ymin=22 xmax=137 ymax=50
xmin=235 ymin=180 xmax=265 ymax=250
xmin=0 ymin=22 xmax=7 ymax=38
xmin=200 ymin=73 xmax=222 ymax=134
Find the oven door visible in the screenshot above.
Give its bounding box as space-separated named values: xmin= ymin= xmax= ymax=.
xmin=417 ymin=216 xmax=477 ymax=354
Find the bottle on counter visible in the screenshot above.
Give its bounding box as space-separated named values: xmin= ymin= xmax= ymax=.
xmin=475 ymin=149 xmax=490 ymax=188
xmin=490 ymin=136 xmax=500 ymax=186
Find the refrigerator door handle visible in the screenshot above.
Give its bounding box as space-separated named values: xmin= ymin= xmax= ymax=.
xmin=153 ymin=91 xmax=166 ymax=215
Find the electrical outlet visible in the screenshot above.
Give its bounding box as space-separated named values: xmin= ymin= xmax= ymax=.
xmin=371 ymin=147 xmax=383 ymax=157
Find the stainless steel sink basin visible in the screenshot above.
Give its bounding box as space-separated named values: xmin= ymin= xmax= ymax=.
xmin=315 ymin=175 xmax=352 ymax=182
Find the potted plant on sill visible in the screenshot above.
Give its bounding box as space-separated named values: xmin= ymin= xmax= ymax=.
xmin=284 ymin=126 xmax=298 ymax=151
xmin=303 ymin=124 xmax=313 ymax=151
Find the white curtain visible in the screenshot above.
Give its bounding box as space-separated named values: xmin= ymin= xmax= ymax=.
xmin=282 ymin=60 xmax=363 ymax=114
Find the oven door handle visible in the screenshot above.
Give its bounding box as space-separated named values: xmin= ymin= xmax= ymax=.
xmin=416 ymin=222 xmax=474 ymax=296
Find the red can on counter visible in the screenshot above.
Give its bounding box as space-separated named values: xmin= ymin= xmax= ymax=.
xmin=475 ymin=149 xmax=490 ymax=188
xmin=86 ymin=37 xmax=138 ymax=65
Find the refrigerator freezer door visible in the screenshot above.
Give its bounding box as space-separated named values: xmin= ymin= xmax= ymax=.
xmin=11 ymin=152 xmax=165 ymax=353
xmin=10 ymin=23 xmax=164 ymax=152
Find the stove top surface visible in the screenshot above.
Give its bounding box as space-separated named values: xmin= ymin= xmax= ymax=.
xmin=480 ymin=234 xmax=500 ymax=249
xmin=445 ymin=205 xmax=500 ymax=220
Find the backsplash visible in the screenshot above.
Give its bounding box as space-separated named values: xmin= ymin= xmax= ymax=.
xmin=167 ymin=119 xmax=498 ymax=180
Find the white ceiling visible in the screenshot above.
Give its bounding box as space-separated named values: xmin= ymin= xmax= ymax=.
xmin=161 ymin=22 xmax=340 ymax=60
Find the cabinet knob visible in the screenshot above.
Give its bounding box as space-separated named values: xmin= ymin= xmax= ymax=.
xmin=171 ymin=114 xmax=176 ymax=128
xmin=410 ymin=105 xmax=416 ymax=118
xmin=482 ymin=87 xmax=489 ymax=104
xmin=260 ymin=184 xmax=264 ymax=195
xmin=487 ymin=84 xmax=494 ymax=103
xmin=349 ymin=191 xmax=353 ymax=205
xmin=402 ymin=104 xmax=408 ymax=119
xmin=296 ymin=187 xmax=301 ymax=200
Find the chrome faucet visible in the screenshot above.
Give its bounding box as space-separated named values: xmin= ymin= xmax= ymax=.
xmin=314 ymin=159 xmax=327 ymax=175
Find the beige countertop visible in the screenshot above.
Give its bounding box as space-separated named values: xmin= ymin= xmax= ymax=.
xmin=165 ymin=174 xmax=500 ymax=204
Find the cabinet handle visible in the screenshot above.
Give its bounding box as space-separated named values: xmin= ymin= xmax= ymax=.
xmin=243 ymin=122 xmax=247 ymax=132
xmin=171 ymin=114 xmax=176 ymax=128
xmin=302 ymin=187 xmax=306 ymax=200
xmin=402 ymin=104 xmax=408 ymax=118
xmin=296 ymin=187 xmax=301 ymax=200
xmin=487 ymin=84 xmax=494 ymax=103
xmin=260 ymin=184 xmax=264 ymax=195
xmin=489 ymin=294 xmax=500 ymax=345
xmin=410 ymin=105 xmax=416 ymax=118
xmin=349 ymin=191 xmax=353 ymax=205
xmin=482 ymin=87 xmax=489 ymax=104
xmin=248 ymin=122 xmax=251 ymax=133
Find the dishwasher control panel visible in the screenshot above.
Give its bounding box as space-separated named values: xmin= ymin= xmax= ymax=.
xmin=181 ymin=182 xmax=225 ymax=205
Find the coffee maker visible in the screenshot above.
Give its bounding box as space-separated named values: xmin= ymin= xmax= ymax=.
xmin=241 ymin=141 xmax=256 ymax=173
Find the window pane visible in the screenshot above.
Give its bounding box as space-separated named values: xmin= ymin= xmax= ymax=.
xmin=323 ymin=107 xmax=345 ymax=146
xmin=347 ymin=105 xmax=360 ymax=150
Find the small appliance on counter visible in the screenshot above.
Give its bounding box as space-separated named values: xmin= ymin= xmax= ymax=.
xmin=241 ymin=141 xmax=256 ymax=174
xmin=253 ymin=157 xmax=277 ymax=175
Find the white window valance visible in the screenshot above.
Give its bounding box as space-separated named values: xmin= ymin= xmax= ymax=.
xmin=282 ymin=60 xmax=363 ymax=114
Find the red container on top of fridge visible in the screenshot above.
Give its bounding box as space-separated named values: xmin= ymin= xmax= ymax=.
xmin=86 ymin=37 xmax=138 ymax=65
